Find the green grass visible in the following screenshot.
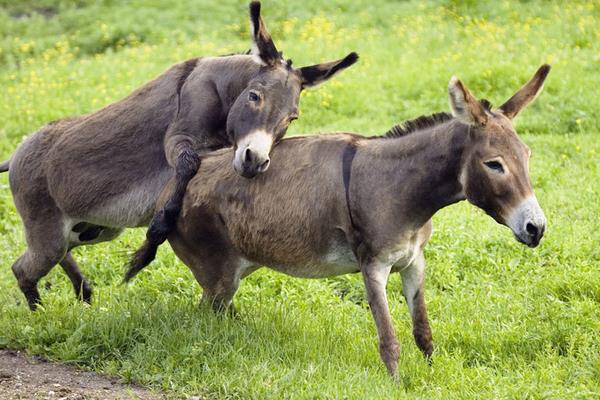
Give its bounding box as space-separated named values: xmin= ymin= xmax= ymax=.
xmin=0 ymin=0 xmax=599 ymax=398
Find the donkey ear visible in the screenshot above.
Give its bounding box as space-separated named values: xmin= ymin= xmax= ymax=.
xmin=249 ymin=1 xmax=280 ymax=66
xmin=448 ymin=77 xmax=488 ymax=126
xmin=298 ymin=52 xmax=359 ymax=88
xmin=498 ymin=64 xmax=551 ymax=119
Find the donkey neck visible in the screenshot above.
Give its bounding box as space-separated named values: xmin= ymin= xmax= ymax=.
xmin=360 ymin=119 xmax=471 ymax=227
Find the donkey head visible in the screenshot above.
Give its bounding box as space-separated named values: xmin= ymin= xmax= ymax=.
xmin=228 ymin=1 xmax=358 ymax=178
xmin=448 ymin=65 xmax=551 ymax=247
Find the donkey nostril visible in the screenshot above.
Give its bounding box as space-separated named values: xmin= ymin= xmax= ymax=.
xmin=526 ymin=222 xmax=538 ymax=237
xmin=243 ymin=148 xmax=252 ymax=163
xmin=258 ymin=158 xmax=270 ymax=172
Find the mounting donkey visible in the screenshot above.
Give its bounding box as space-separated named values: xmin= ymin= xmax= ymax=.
xmin=1 ymin=1 xmax=358 ymax=310
xmin=126 ymin=65 xmax=550 ymax=376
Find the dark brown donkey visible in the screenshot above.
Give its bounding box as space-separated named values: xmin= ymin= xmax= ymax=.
xmin=127 ymin=65 xmax=550 ymax=376
xmin=0 ymin=1 xmax=358 ymax=310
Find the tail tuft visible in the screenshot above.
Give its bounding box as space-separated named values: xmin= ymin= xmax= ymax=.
xmin=124 ymin=240 xmax=159 ymax=283
xmin=0 ymin=159 xmax=10 ymax=173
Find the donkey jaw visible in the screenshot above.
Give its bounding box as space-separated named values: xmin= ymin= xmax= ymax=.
xmin=506 ymin=196 xmax=546 ymax=248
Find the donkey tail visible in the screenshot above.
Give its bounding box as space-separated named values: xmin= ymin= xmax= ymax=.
xmin=125 ymin=151 xmax=200 ymax=282
xmin=124 ymin=239 xmax=159 ymax=283
xmin=124 ymin=208 xmax=172 ymax=282
xmin=0 ymin=158 xmax=10 ymax=173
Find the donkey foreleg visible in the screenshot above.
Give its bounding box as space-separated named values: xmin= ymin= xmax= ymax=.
xmin=154 ymin=137 xmax=201 ymax=239
xmin=400 ymin=252 xmax=433 ymax=360
xmin=149 ymin=146 xmax=200 ymax=240
xmin=126 ymin=140 xmax=201 ymax=281
xmin=361 ymin=260 xmax=399 ymax=377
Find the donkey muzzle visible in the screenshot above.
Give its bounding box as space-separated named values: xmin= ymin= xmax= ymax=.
xmin=233 ymin=130 xmax=273 ymax=179
xmin=234 ymin=147 xmax=270 ymax=178
xmin=507 ymin=196 xmax=546 ymax=248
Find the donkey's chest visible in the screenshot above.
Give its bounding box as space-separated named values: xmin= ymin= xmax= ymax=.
xmin=385 ymin=234 xmax=426 ymax=272
xmin=388 ymin=246 xmax=420 ymax=272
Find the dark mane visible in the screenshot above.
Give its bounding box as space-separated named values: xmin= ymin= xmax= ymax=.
xmin=218 ymin=49 xmax=252 ymax=57
xmin=219 ymin=49 xmax=293 ymax=69
xmin=479 ymin=98 xmax=493 ymax=111
xmin=382 ymin=99 xmax=493 ymax=139
xmin=383 ymin=112 xmax=453 ymax=138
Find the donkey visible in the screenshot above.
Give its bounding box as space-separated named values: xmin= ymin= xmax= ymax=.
xmin=1 ymin=1 xmax=358 ymax=310
xmin=126 ymin=65 xmax=550 ymax=376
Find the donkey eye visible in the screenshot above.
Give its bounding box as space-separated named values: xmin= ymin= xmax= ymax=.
xmin=484 ymin=160 xmax=505 ymax=174
xmin=248 ymin=91 xmax=260 ymax=102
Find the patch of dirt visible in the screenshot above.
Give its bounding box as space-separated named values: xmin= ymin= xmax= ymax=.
xmin=0 ymin=349 xmax=162 ymax=400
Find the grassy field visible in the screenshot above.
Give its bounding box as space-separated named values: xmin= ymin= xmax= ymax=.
xmin=0 ymin=0 xmax=599 ymax=398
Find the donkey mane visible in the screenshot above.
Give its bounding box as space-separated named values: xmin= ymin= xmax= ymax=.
xmin=382 ymin=99 xmax=493 ymax=139
xmin=382 ymin=112 xmax=453 ymax=138
xmin=218 ymin=49 xmax=252 ymax=57
xmin=220 ymin=49 xmax=293 ymax=69
xmin=479 ymin=98 xmax=493 ymax=111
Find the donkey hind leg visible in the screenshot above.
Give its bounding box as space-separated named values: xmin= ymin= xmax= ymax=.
xmin=188 ymin=257 xmax=248 ymax=314
xmin=59 ymin=253 xmax=92 ymax=303
xmin=126 ymin=149 xmax=201 ymax=281
xmin=61 ymin=224 xmax=123 ymax=303
xmin=200 ymin=268 xmax=243 ymax=314
xmin=11 ymin=215 xmax=68 ymax=310
xmin=400 ymin=252 xmax=433 ymax=360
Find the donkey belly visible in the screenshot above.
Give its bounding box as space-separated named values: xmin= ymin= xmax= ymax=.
xmin=265 ymin=238 xmax=359 ymax=279
xmin=83 ymin=169 xmax=174 ymax=228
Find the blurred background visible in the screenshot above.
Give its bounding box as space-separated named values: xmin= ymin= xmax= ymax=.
xmin=1 ymin=0 xmax=598 ymax=141
xmin=0 ymin=1 xmax=598 ymax=399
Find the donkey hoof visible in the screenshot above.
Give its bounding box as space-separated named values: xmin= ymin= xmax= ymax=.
xmin=27 ymin=298 xmax=41 ymax=311
xmin=23 ymin=288 xmax=41 ymax=311
xmin=227 ymin=303 xmax=240 ymax=318
xmin=80 ymin=283 xmax=93 ymax=304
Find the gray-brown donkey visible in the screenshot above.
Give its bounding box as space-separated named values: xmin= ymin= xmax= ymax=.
xmin=128 ymin=65 xmax=550 ymax=376
xmin=1 ymin=2 xmax=358 ymax=310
